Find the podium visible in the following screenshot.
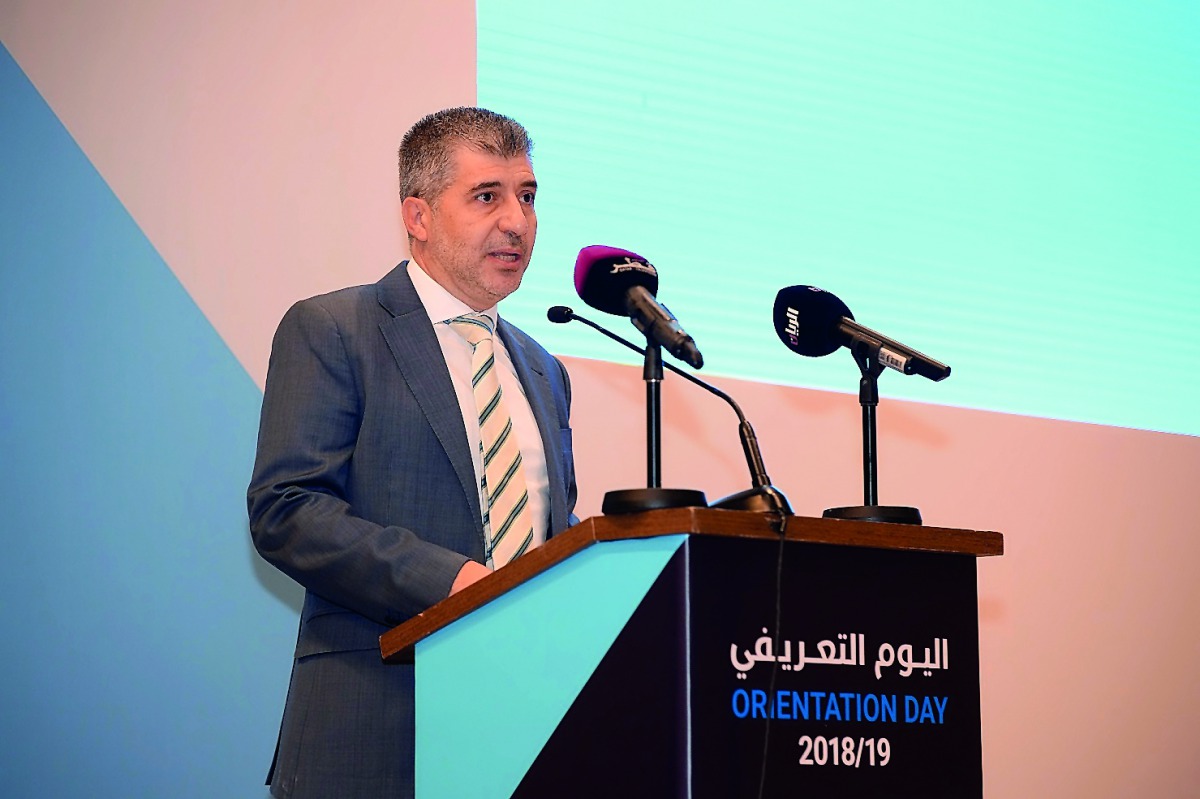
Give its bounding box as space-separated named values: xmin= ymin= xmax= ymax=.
xmin=381 ymin=508 xmax=1002 ymax=798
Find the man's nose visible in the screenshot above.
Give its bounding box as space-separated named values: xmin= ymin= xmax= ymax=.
xmin=497 ymin=194 xmax=532 ymax=236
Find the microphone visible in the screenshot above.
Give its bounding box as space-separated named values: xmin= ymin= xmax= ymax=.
xmin=574 ymin=245 xmax=704 ymax=369
xmin=772 ymin=286 xmax=950 ymax=381
xmin=546 ymin=305 xmax=573 ymax=324
xmin=549 ymin=305 xmax=790 ymax=514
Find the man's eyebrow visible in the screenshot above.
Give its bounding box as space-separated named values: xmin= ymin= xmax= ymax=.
xmin=467 ymin=179 xmax=539 ymax=192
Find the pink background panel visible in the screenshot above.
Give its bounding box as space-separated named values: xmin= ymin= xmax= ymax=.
xmin=0 ymin=0 xmax=477 ymax=387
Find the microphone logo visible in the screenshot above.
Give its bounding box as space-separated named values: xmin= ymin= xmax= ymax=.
xmin=783 ymin=305 xmax=801 ymax=348
xmin=610 ymin=257 xmax=657 ymax=277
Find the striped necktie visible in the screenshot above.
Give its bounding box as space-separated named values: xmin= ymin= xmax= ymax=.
xmin=446 ymin=313 xmax=534 ymax=568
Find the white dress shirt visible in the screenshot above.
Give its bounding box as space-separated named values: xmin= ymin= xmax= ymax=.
xmin=406 ymin=259 xmax=550 ymax=554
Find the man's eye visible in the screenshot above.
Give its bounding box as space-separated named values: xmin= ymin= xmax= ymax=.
xmin=521 ymin=192 xmax=536 ymax=205
xmin=476 ymin=192 xmax=495 ymax=203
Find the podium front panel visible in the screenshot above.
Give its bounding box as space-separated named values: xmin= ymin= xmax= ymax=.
xmin=688 ymin=535 xmax=982 ymax=798
xmin=415 ymin=534 xmax=688 ymax=799
xmin=411 ymin=523 xmax=986 ymax=798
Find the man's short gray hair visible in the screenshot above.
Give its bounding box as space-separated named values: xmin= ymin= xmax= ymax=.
xmin=398 ymin=107 xmax=533 ymax=204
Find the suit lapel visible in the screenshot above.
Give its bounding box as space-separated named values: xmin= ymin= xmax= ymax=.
xmin=499 ymin=320 xmax=568 ymax=535
xmin=375 ymin=264 xmax=482 ymax=527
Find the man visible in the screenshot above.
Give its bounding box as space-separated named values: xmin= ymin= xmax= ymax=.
xmin=248 ymin=107 xmax=578 ymax=798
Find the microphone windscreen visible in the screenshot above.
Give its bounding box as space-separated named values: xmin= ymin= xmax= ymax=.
xmin=574 ymin=245 xmax=658 ymax=315
xmin=773 ymin=285 xmax=854 ymax=357
xmin=546 ymin=305 xmax=574 ymax=323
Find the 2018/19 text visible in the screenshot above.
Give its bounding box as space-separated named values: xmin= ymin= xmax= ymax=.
xmin=798 ymin=736 xmax=891 ymax=767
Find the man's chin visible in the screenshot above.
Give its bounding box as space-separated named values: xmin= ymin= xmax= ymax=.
xmin=468 ymin=270 xmax=523 ymax=308
xmin=492 ymin=275 xmax=525 ymax=302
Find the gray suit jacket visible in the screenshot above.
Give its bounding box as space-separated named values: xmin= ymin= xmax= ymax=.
xmin=248 ymin=263 xmax=577 ymax=798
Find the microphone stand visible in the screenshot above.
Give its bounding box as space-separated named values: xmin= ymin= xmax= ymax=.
xmin=601 ymin=337 xmax=709 ymax=514
xmin=823 ymin=342 xmax=922 ymax=525
xmin=550 ymin=306 xmax=790 ymax=515
xmin=645 ymin=340 xmax=664 ymax=487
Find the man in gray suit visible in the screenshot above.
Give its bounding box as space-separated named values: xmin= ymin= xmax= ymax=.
xmin=248 ymin=107 xmax=577 ymax=798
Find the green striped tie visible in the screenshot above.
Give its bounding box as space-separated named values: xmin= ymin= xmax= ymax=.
xmin=446 ymin=314 xmax=534 ymax=568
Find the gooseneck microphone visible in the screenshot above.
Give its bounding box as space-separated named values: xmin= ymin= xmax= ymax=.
xmin=549 ymin=305 xmax=791 ymax=514
xmin=772 ymin=285 xmax=950 ymax=381
xmin=574 ymin=245 xmax=704 ymax=369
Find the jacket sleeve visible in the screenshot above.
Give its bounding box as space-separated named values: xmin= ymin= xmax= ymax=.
xmin=246 ymin=298 xmax=470 ymax=628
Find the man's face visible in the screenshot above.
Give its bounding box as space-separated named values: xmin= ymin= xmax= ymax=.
xmin=405 ymin=145 xmax=538 ymax=311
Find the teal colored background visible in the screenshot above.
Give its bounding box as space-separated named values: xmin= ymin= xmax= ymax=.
xmin=481 ymin=1 xmax=1200 ymax=436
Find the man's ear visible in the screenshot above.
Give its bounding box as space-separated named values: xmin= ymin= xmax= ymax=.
xmin=402 ymin=196 xmax=432 ymax=242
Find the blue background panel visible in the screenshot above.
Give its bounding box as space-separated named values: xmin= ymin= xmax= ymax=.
xmin=0 ymin=44 xmax=296 ymax=798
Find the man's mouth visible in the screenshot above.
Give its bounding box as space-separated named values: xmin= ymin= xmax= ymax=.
xmin=489 ymin=250 xmax=522 ymax=263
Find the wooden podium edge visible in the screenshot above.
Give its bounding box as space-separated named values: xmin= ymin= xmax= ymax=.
xmin=379 ymin=508 xmax=1003 ymax=663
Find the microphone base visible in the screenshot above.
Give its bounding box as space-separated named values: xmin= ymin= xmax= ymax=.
xmin=602 ymin=488 xmax=708 ymax=515
xmin=710 ymin=486 xmax=792 ymax=515
xmin=822 ymin=505 xmax=923 ymax=525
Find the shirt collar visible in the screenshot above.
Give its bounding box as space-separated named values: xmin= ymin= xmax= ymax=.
xmin=406 ymin=258 xmax=500 ymax=329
